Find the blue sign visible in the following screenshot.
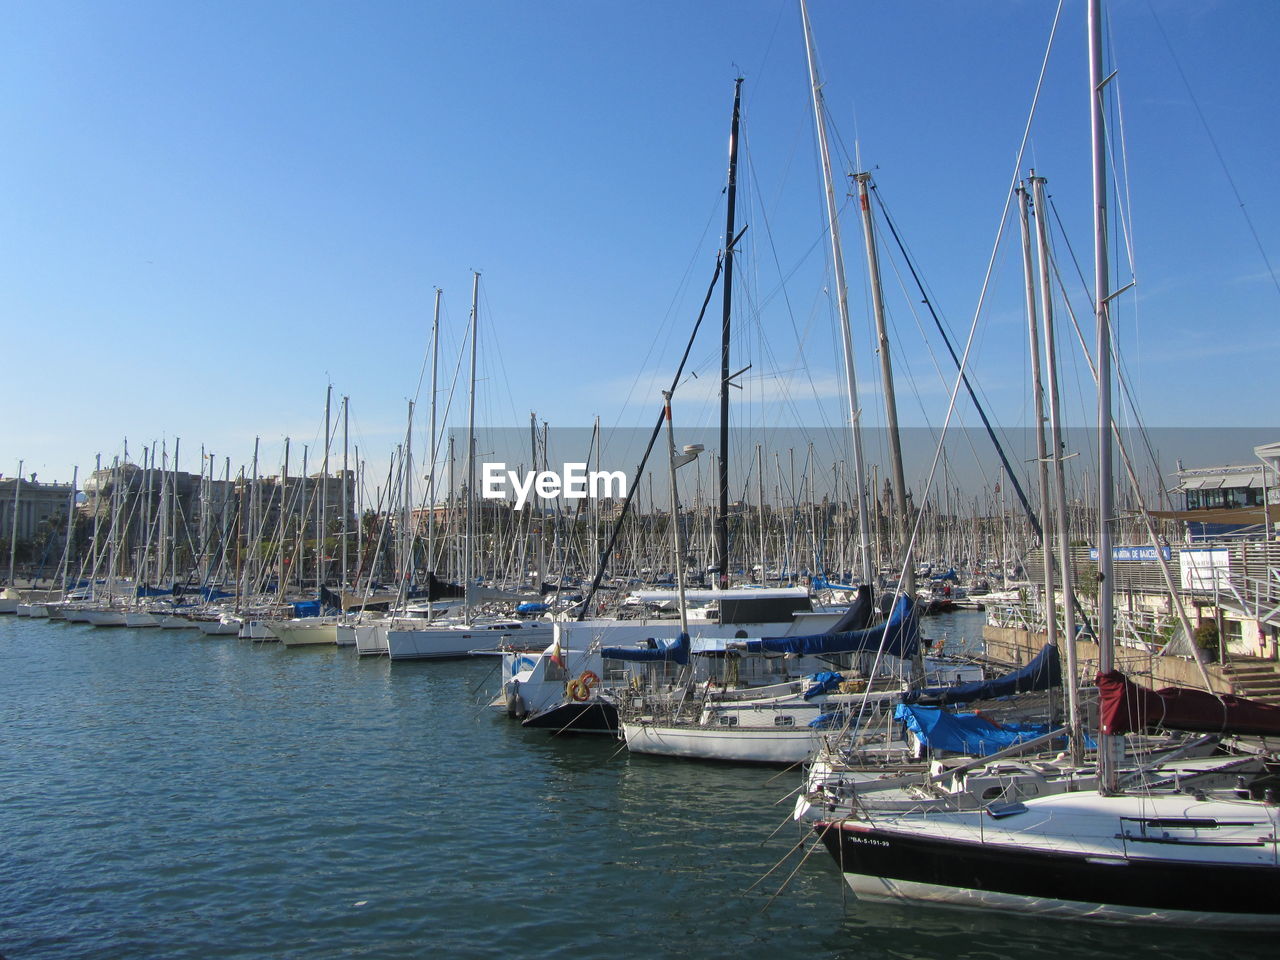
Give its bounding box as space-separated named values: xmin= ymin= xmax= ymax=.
xmin=1088 ymin=546 xmax=1171 ymax=562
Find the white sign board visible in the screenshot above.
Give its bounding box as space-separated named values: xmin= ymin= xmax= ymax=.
xmin=1180 ymin=549 xmax=1231 ymax=591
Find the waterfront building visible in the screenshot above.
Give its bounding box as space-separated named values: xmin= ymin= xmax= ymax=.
xmin=0 ymin=473 xmax=75 ymax=560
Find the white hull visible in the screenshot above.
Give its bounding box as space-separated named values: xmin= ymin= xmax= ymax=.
xmin=387 ymin=620 xmax=554 ymax=661
xmin=194 ymin=617 xmax=240 ymax=636
xmin=239 ymin=620 xmax=278 ymax=641
xmin=125 ymin=611 xmax=162 ymax=628
xmin=16 ymin=603 xmax=49 ymax=618
xmin=83 ymin=609 xmax=128 ymax=627
xmin=344 ymin=623 xmax=389 ymax=654
xmin=270 ymin=621 xmax=339 ymax=646
xmin=622 ymin=720 xmax=825 ymax=764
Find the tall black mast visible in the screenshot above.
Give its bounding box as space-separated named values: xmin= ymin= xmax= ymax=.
xmin=716 ymin=77 xmax=743 ymax=590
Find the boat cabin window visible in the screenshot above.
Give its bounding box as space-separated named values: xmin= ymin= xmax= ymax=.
xmin=773 ymin=715 xmax=795 ymax=727
xmin=545 ymin=658 xmax=568 ymax=682
xmin=715 ymin=715 xmax=739 ymax=727
xmin=718 ymin=595 xmax=813 ymax=625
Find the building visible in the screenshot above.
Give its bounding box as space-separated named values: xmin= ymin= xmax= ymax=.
xmin=0 ymin=473 xmax=76 ymax=565
xmin=0 ymin=473 xmax=76 ymax=542
xmin=1168 ymin=441 xmax=1279 ymax=541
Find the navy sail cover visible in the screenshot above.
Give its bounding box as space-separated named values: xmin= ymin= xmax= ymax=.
xmin=600 ymin=632 xmax=690 ymax=666
xmin=903 ymin=642 xmax=1061 ymax=706
xmin=741 ymin=593 xmax=920 ymax=660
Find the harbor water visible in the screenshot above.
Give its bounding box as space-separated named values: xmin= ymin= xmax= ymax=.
xmin=0 ymin=611 xmax=1268 ymax=959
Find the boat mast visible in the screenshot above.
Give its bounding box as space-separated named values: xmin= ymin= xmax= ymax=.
xmin=756 ymin=443 xmax=766 ymax=583
xmin=341 ymin=395 xmax=349 ymax=592
xmin=1089 ymin=0 xmax=1118 ymax=793
xmin=800 ymin=0 xmax=875 ymax=590
xmin=716 ymin=77 xmax=743 ymax=591
xmin=171 ymin=438 xmax=180 ymax=587
xmin=1017 ymin=180 xmax=1058 ymax=657
xmin=427 ymin=287 xmax=441 ymax=593
xmin=249 ymin=437 xmax=260 ymax=598
xmin=464 ymin=271 xmax=480 ymax=623
xmin=7 ymin=460 xmax=22 ymax=587
xmin=58 ymin=466 xmax=78 ymax=598
xmin=664 ymin=392 xmax=693 ymax=640
xmin=402 ymin=400 xmax=414 ymax=597
xmin=277 ymin=439 xmax=287 ymax=605
xmin=854 ymin=172 xmax=914 ymax=602
xmin=321 ymin=384 xmax=331 ymax=592
xmin=1031 ymin=172 xmax=1083 ymax=762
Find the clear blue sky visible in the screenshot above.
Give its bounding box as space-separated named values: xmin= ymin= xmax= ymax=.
xmin=2 ymin=0 xmax=1276 ymax=494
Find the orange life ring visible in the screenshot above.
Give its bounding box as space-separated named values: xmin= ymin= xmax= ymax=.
xmin=567 ymin=670 xmax=600 ymax=702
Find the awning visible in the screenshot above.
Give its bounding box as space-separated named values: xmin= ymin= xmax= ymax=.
xmin=1147 ymin=506 xmax=1270 ymax=524
xmin=1178 ymin=469 xmax=1265 ymax=491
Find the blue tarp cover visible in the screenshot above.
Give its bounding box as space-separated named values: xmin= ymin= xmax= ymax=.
xmin=895 ymin=703 xmax=1060 ymax=756
xmin=741 ymin=593 xmax=920 ymax=660
xmin=809 ymin=708 xmax=848 ymax=729
xmin=291 ymin=600 xmax=322 ymax=618
xmin=803 ymin=671 xmax=845 ymax=700
xmin=903 ymin=642 xmax=1061 ymax=706
xmin=516 ymin=602 xmax=549 ymax=614
xmin=601 ymin=632 xmax=690 ymax=666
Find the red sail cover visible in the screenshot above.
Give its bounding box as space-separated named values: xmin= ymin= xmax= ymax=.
xmin=1097 ymin=670 xmax=1280 ymax=737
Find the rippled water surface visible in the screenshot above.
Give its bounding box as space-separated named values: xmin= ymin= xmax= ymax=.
xmin=0 ymin=612 xmax=1268 ymax=959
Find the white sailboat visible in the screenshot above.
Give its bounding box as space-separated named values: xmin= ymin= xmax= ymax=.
xmin=387 ymin=274 xmax=554 ymax=662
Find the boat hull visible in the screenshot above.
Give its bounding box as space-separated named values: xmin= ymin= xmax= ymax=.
xmin=193 ymin=618 xmax=240 ymax=636
xmin=815 ymin=795 xmax=1280 ymax=928
xmin=349 ymin=624 xmax=389 ymax=656
xmin=522 ymin=700 xmax=618 ymax=734
xmin=83 ymin=610 xmax=128 ymax=627
xmin=622 ymin=721 xmax=824 ymax=764
xmin=239 ymin=620 xmax=278 ymax=641
xmin=271 ymin=622 xmax=339 ymax=647
xmin=387 ymin=622 xmax=554 ymax=661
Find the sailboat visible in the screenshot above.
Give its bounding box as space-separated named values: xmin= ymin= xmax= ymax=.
xmin=386 ymin=273 xmax=556 ymax=661
xmin=807 ymin=0 xmax=1280 ymax=927
xmin=608 ymin=12 xmax=937 ymax=763
xmin=512 ymin=78 xmax=873 ymax=739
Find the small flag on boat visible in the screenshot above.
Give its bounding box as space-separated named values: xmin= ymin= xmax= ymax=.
xmin=549 ymin=639 xmax=565 ymax=668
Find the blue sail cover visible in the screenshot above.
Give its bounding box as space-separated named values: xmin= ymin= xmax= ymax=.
xmin=135 ymin=585 xmax=174 ymax=598
xmin=902 ymin=642 xmax=1061 ymax=706
xmin=824 ymin=584 xmax=874 ymax=633
xmin=600 ymin=632 xmax=690 ymax=666
xmin=741 ymin=594 xmax=920 ymax=660
xmin=201 ymin=587 xmax=234 ymax=602
xmin=894 ymin=703 xmax=1062 ymax=756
